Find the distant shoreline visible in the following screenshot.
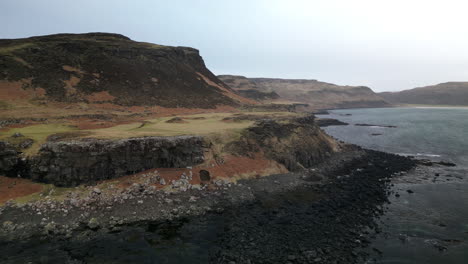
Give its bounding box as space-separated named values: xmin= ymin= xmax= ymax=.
xmin=399 ymin=104 xmax=468 ymax=109
xmin=325 ymin=105 xmax=468 ymax=112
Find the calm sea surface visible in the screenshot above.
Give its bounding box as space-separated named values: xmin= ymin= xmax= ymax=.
xmin=320 ymin=107 xmax=468 ymax=264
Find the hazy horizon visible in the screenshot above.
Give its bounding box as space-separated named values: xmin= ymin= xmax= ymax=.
xmin=2 ymin=0 xmax=467 ymax=92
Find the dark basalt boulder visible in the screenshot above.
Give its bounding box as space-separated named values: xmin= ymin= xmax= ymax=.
xmin=0 ymin=142 xmax=20 ymax=175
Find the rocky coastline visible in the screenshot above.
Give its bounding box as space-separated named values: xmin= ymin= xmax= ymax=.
xmin=0 ymin=147 xmax=420 ymax=264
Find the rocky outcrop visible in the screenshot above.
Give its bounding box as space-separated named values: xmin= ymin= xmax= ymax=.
xmin=379 ymin=82 xmax=468 ymax=106
xmin=1 ymin=136 xmax=206 ymax=187
xmin=0 ymin=142 xmax=20 ymax=176
xmin=227 ymin=115 xmax=341 ymax=171
xmin=29 ymin=136 xmax=205 ymax=186
xmin=316 ymin=118 xmax=349 ymax=127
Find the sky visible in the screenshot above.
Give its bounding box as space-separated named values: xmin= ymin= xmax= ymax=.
xmin=1 ymin=0 xmax=468 ymax=92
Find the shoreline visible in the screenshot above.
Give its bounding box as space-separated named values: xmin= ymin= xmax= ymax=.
xmin=0 ymin=147 xmax=424 ymax=263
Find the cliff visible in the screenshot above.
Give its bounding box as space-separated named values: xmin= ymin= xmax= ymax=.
xmin=0 ymin=114 xmax=340 ymax=187
xmin=0 ymin=33 xmax=252 ymax=108
xmin=379 ymin=82 xmax=468 ymax=106
xmin=218 ymin=75 xmax=390 ymax=109
xmin=227 ymin=115 xmax=340 ymax=171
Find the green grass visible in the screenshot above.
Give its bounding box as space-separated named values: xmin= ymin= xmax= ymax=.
xmin=0 ymin=124 xmax=77 ymax=156
xmin=88 ymin=113 xmax=255 ymax=139
xmin=0 ymin=112 xmax=298 ymax=156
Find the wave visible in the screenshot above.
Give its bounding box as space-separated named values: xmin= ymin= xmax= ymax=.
xmin=397 ymin=152 xmax=442 ymax=158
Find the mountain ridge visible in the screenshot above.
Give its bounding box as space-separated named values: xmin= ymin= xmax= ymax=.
xmin=218 ymin=75 xmax=390 ymax=109
xmin=379 ymin=82 xmax=468 ymax=106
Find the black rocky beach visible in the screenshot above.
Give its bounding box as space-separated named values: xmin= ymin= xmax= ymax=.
xmin=0 ymin=146 xmax=420 ymax=264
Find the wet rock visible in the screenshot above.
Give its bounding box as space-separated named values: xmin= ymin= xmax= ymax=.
xmin=88 ymin=218 xmax=100 ymax=230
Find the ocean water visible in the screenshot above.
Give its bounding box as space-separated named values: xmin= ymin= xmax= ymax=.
xmin=319 ymin=107 xmax=468 ymax=167
xmin=320 ymin=107 xmax=468 ymax=264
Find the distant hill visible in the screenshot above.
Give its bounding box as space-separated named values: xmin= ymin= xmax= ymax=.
xmin=218 ymin=75 xmax=389 ymax=109
xmin=0 ymin=33 xmax=253 ymax=108
xmin=217 ymin=75 xmax=280 ymax=101
xmin=379 ymin=82 xmax=468 ymax=106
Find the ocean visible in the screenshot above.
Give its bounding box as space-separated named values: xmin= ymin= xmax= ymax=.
xmin=319 ymin=107 xmax=468 ymax=264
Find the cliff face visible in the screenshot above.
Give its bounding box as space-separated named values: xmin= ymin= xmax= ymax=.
xmin=379 ymin=82 xmax=468 ymax=106
xmin=0 ymin=142 xmax=19 ymax=175
xmin=0 ymin=136 xmax=206 ymax=186
xmin=0 ymin=33 xmax=251 ymax=108
xmin=218 ymin=75 xmax=390 ymax=109
xmin=227 ymin=115 xmax=341 ymax=171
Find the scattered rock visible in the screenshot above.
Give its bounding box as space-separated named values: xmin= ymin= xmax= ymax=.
xmin=92 ymin=188 xmax=102 ymax=195
xmin=12 ymin=132 xmax=24 ymax=138
xmin=199 ymin=170 xmax=211 ymax=182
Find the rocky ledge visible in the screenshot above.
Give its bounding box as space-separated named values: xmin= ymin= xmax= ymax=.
xmin=316 ymin=118 xmax=349 ymax=127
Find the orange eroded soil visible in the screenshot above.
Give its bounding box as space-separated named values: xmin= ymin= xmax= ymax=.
xmin=0 ymin=176 xmax=43 ymax=204
xmin=0 ymin=152 xmax=287 ymax=203
xmin=0 ymin=80 xmax=45 ymax=100
xmin=105 ymin=153 xmax=287 ymax=190
xmin=84 ymin=91 xmax=116 ymax=103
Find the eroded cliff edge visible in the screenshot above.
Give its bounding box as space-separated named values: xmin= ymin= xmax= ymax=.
xmin=0 ymin=114 xmax=340 ymax=187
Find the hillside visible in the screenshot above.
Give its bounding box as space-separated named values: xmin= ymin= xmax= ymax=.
xmin=218 ymin=75 xmax=390 ymax=109
xmin=0 ymin=33 xmax=253 ymax=109
xmin=379 ymin=82 xmax=468 ymax=106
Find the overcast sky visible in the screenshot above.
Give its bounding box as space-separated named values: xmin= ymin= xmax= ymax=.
xmin=2 ymin=0 xmax=467 ymax=92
